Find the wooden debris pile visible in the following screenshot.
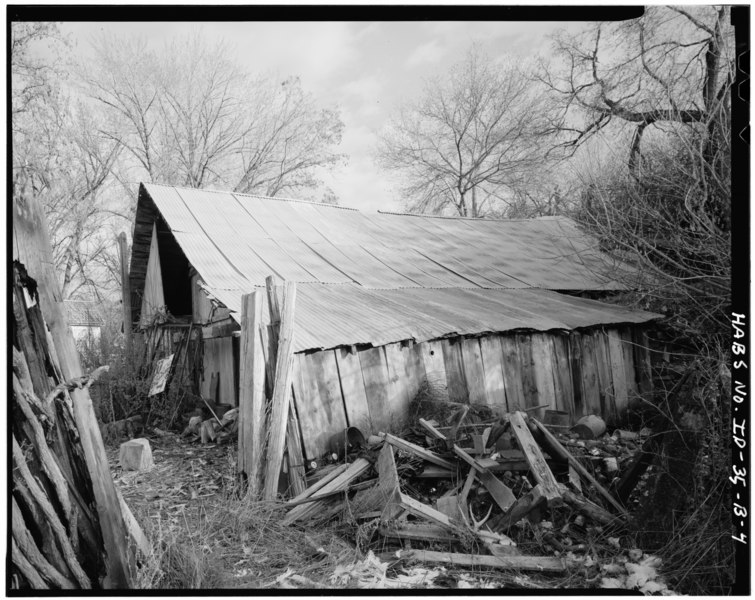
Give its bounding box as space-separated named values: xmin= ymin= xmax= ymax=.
xmin=279 ymin=408 xmax=645 ymax=575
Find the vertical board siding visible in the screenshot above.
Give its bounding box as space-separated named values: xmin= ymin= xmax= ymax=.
xmin=568 ymin=332 xmax=585 ymax=417
xmin=551 ymin=335 xmax=574 ymax=416
xmin=460 ymin=338 xmax=488 ymax=407
xmin=515 ymin=334 xmax=538 ymax=409
xmin=293 ymin=351 xmax=348 ymax=460
xmin=140 ymin=224 xmax=166 ymax=328
xmin=419 ymin=339 xmax=447 ymax=390
xmin=358 ymin=346 xmax=392 ymax=432
xmin=620 ymin=328 xmax=638 ymax=404
xmin=592 ymin=329 xmax=615 ymax=422
xmin=442 ymin=338 xmax=468 ymax=403
xmin=334 ymin=347 xmax=372 ymax=434
xmin=499 ymin=335 xmax=525 ymax=410
xmin=579 ymin=332 xmax=601 ymax=416
xmin=479 ymin=336 xmax=507 ymax=412
xmin=606 ymin=330 xmax=629 ymax=413
xmin=384 ymin=343 xmax=413 ymax=430
xmin=633 ymin=330 xmax=653 ymax=396
xmin=201 ymin=336 xmax=236 ymax=406
xmin=530 ymin=333 xmax=557 ymax=417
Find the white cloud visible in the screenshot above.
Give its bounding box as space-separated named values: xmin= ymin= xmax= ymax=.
xmin=405 ymin=40 xmax=445 ymax=68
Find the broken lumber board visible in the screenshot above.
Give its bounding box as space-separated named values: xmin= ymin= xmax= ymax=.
xmin=508 ymin=412 xmax=562 ymax=505
xmin=382 ymin=432 xmax=454 ymax=470
xmin=560 ymin=486 xmax=620 ymax=527
xmin=531 ymin=418 xmax=628 ymax=517
xmin=490 ymin=484 xmax=547 ymax=532
xmin=238 ymin=291 xmax=267 ymax=496
xmin=417 ymin=466 xmax=455 ymax=478
xmin=282 ymin=479 xmax=377 ymax=508
xmin=379 ymin=522 xmax=458 ymax=543
xmin=282 ymin=458 xmax=370 ymax=525
xmin=377 ymin=443 xmax=403 ymax=520
xmin=418 ymin=418 xmax=447 ymax=441
xmin=454 ymin=445 xmax=516 ymax=512
xmin=292 ymin=463 xmax=350 ymax=504
xmin=403 ymin=549 xmax=573 ymax=572
xmin=263 ymin=282 xmax=297 ymax=501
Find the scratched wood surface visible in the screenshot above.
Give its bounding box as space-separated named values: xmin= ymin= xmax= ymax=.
xmin=442 ymin=338 xmax=468 ymax=404
xmin=529 ymin=333 xmax=557 ymax=418
xmin=591 ymin=329 xmax=615 ymax=422
xmin=461 ymin=338 xmax=488 ymax=407
xmin=334 ymin=347 xmax=372 ymax=434
xmin=550 ymin=335 xmax=574 ymax=416
xmin=499 ymin=335 xmax=525 ymax=411
xmin=358 ymin=346 xmax=392 ymax=432
xmin=479 ymin=336 xmax=507 ymax=412
xmin=579 ymin=332 xmax=601 ymax=417
xmin=606 ymin=329 xmax=629 ymax=414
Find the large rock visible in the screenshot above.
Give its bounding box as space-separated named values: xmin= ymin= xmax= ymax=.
xmin=119 ymin=438 xmax=154 ymax=472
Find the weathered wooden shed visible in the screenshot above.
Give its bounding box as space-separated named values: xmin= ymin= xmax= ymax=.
xmin=129 ymin=183 xmax=661 ymax=460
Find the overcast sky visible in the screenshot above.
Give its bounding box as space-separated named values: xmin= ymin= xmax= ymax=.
xmin=60 ymin=19 xmax=591 ymax=212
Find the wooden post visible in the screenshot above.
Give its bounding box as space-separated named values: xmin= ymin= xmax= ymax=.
xmin=13 ymin=192 xmax=132 ymax=588
xmin=117 ymin=233 xmax=132 ymax=355
xmin=238 ymin=292 xmax=267 ymax=497
xmin=265 ymin=277 xmax=306 ymax=497
xmin=262 ymin=282 xmax=298 ymax=500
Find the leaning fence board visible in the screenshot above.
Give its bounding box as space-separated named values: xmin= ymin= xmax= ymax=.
xmin=579 ymin=333 xmax=601 ymax=416
xmin=499 ymin=336 xmax=525 ymax=410
xmin=479 ymin=336 xmax=506 ymax=411
xmin=239 ymin=292 xmax=267 ymax=495
xmin=358 ymin=346 xmax=392 ymax=433
xmin=529 ymin=334 xmax=556 ymax=417
xmin=403 ymin=550 xmax=572 ymax=572
xmin=508 ymin=412 xmax=562 ymax=505
xmin=334 ymin=347 xmax=372 ymax=433
xmin=606 ymin=330 xmax=629 ymax=413
xmin=295 ymin=351 xmax=349 ymax=460
xmin=592 ymin=330 xmax=615 ymax=421
xmin=515 ymin=334 xmax=538 ymax=409
xmin=460 ymin=338 xmax=488 ymax=407
xmin=282 ymin=458 xmax=371 ymax=525
xmin=263 ymin=283 xmax=297 ymax=500
xmin=442 ymin=338 xmax=468 ymax=403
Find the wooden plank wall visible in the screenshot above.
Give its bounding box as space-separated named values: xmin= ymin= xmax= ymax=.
xmin=288 ymin=327 xmax=650 ymax=461
xmin=201 ymin=336 xmax=237 ymax=406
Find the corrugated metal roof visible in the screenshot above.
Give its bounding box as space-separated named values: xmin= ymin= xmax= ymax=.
xmin=141 ymin=183 xmax=628 ymax=291
xmin=136 ymin=183 xmax=661 ymax=352
xmin=192 ymin=282 xmax=661 ymax=353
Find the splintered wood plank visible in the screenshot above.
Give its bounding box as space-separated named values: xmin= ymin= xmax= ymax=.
xmin=358 ymin=346 xmax=392 ymax=432
xmin=633 ymin=330 xmax=653 ymax=397
xmin=293 ymin=352 xmax=348 ymax=460
xmin=418 ymin=339 xmax=447 ymax=390
xmin=531 ymin=419 xmax=628 ymax=517
xmin=263 ymin=282 xmax=298 ymax=500
xmin=453 ymin=446 xmax=516 ymax=511
xmin=238 ymin=292 xmax=267 ymax=495
xmin=460 ymin=338 xmax=487 ymax=407
xmin=508 ymin=412 xmax=562 ymax=505
xmin=383 ymin=432 xmax=455 ymax=470
xmin=550 ymin=335 xmax=574 ymax=417
xmin=529 ymin=334 xmax=556 ymax=418
xmin=620 ymin=328 xmax=638 ymax=403
xmin=442 ymin=338 xmax=468 ymax=403
xmin=399 ymin=492 xmax=461 ymax=530
xmin=335 ymin=347 xmax=372 ymax=434
xmin=592 ymin=330 xmax=615 ymax=423
xmin=403 ymin=549 xmax=572 ymax=572
xmin=515 ymin=334 xmax=538 ymax=409
xmin=606 ymin=329 xmax=629 ymax=413
xmin=499 ymin=336 xmax=525 ymax=411
xmin=568 ymin=332 xmax=585 ymax=417
xmin=282 ymin=458 xmax=371 ymax=525
xmin=377 ymin=443 xmax=403 ymax=519
xmin=479 ymin=336 xmax=506 ymax=412
xmin=579 ymin=332 xmax=601 ymax=417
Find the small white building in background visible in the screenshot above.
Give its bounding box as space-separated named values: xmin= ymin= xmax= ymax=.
xmin=65 ymin=300 xmax=105 ymax=345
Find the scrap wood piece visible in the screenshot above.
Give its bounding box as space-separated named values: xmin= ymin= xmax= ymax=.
xmin=262 ymin=282 xmax=297 ymax=501
xmin=447 ymin=405 xmax=469 ymax=441
xmin=282 ymin=458 xmax=370 ymax=525
xmin=402 ymin=549 xmax=573 ymax=572
xmin=290 ymin=464 xmax=350 ymax=505
xmin=559 ymin=485 xmax=620 ymax=527
xmin=417 ymin=466 xmax=455 ymax=478
xmin=508 ymin=412 xmax=562 ymax=506
xmin=381 ymin=432 xmax=454 ymax=470
xmin=531 ymin=418 xmax=628 ymax=517
xmin=354 ymin=444 xmax=404 ymax=519
xmin=282 ymin=479 xmax=377 ymax=508
xmin=454 ymin=445 xmax=516 ymax=512
xmin=418 ymin=418 xmax=447 ymax=441
xmin=379 ymin=522 xmax=458 ymax=543
xmin=489 ymin=484 xmax=547 ymax=533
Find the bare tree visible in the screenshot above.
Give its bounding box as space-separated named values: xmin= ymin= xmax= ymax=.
xmin=79 ymin=32 xmax=344 ymax=198
xmin=378 ymin=46 xmax=550 ymax=217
